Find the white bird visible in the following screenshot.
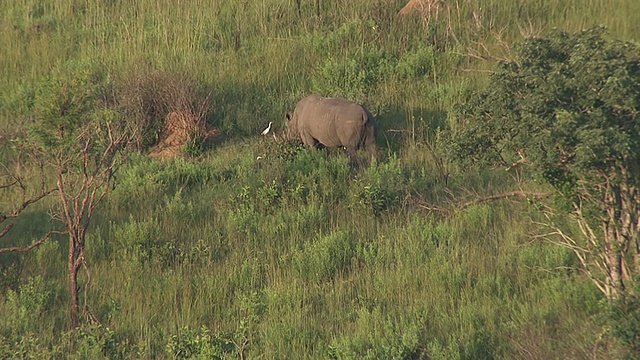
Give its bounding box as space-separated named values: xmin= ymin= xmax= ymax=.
xmin=261 ymin=122 xmax=273 ymax=136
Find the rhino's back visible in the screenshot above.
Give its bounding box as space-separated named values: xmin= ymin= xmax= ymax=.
xmin=296 ymin=95 xmax=365 ymax=120
xmin=294 ymin=95 xmax=368 ymax=147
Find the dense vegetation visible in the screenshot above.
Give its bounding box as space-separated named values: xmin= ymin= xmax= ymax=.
xmin=1 ymin=0 xmax=639 ymax=358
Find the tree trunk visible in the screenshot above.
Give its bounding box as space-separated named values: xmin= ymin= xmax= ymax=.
xmin=618 ymin=165 xmax=639 ymax=289
xmin=602 ymin=181 xmax=636 ymax=298
xmin=605 ymin=240 xmax=623 ymax=299
xmin=68 ymin=233 xmax=80 ymax=330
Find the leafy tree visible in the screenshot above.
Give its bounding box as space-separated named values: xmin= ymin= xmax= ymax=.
xmin=444 ymin=27 xmax=640 ymax=299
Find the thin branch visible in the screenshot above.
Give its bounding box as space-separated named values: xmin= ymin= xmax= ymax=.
xmin=386 ymin=128 xmax=413 ymax=134
xmin=0 ymin=224 xmax=15 ymax=239
xmin=536 ymin=208 xmax=611 ymax=296
xmin=417 ymin=202 xmax=454 ymax=216
xmin=413 ymin=189 xmax=550 ymax=217
xmin=457 ymin=191 xmax=550 ymax=211
xmin=0 ymin=230 xmax=66 ymax=254
xmin=1 ymin=170 xmax=57 ymax=226
xmin=0 ymin=178 xmax=19 ymax=190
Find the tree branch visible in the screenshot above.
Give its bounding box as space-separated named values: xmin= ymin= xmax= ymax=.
xmin=457 ymin=191 xmax=550 ymax=211
xmin=414 ymin=190 xmax=550 ymax=216
xmin=0 ymin=224 xmax=15 ymax=239
xmin=0 ymin=230 xmax=66 ymax=254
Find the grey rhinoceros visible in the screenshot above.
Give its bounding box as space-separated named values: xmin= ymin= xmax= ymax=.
xmin=284 ymin=95 xmax=377 ymax=165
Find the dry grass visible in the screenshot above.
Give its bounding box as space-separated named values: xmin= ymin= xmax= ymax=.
xmin=116 ymin=70 xmax=213 ymax=152
xmin=148 ymin=110 xmax=220 ymax=158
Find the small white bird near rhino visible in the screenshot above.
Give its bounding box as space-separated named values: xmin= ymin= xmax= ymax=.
xmin=261 ymin=121 xmax=273 ymax=136
xmin=283 ymin=95 xmax=377 ymax=166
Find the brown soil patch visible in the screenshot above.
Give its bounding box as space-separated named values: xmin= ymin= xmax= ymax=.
xmin=148 ymin=111 xmax=221 ymax=158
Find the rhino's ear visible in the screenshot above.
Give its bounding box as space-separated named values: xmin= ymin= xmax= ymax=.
xmin=285 ymin=111 xmax=293 ymax=122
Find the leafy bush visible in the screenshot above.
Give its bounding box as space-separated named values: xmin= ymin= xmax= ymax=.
xmin=312 ymin=57 xmax=368 ymax=102
xmin=1 ymin=276 xmax=51 ymax=336
xmin=442 ymin=26 xmax=640 ymax=298
xmin=256 ymin=179 xmax=283 ymax=211
xmin=182 ymin=130 xmax=206 ymax=157
xmin=292 ymin=230 xmax=356 ymax=283
xmin=305 ymin=17 xmax=399 ymax=103
xmin=328 ymin=308 xmax=425 ymax=359
xmin=65 ymin=324 xmax=132 ymax=360
xmin=27 ymin=60 xmax=109 ymax=149
xmin=0 ymin=276 xmax=59 ymax=358
xmin=166 ymin=326 xmax=233 ymax=360
xmin=601 ymin=285 xmax=640 ymax=358
xmin=349 ymin=156 xmax=406 ymax=215
xmin=228 ymin=202 xmax=260 ymax=239
xmin=301 ymin=19 xmax=372 ymax=55
xmin=0 ymin=332 xmax=54 ymax=360
xmin=395 ymin=45 xmax=436 ymax=80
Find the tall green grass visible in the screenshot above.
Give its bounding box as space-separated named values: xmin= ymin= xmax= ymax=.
xmin=2 ymin=0 xmax=639 ymax=358
xmin=1 ymin=144 xmax=607 ymax=358
xmin=3 ymin=0 xmax=638 ymax=132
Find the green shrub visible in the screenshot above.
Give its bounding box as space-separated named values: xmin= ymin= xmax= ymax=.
xmin=312 ymin=57 xmax=368 ymax=102
xmin=65 ymin=324 xmax=132 ymax=360
xmin=292 ymin=230 xmax=356 ymax=283
xmin=349 ymin=155 xmax=406 ymax=216
xmin=427 ymin=335 xmax=462 ymax=360
xmin=0 ymin=332 xmax=54 ymax=360
xmin=311 ymin=46 xmax=398 ymax=104
xmin=166 ymin=326 xmax=233 ymax=360
xmin=27 ymin=60 xmax=109 ymax=149
xmin=395 ymin=45 xmax=436 ymax=80
xmin=328 ymin=308 xmax=425 ymax=359
xmin=1 ymin=276 xmax=51 ymax=336
xmin=228 ymin=202 xmax=260 ymax=239
xmin=442 ymin=26 xmax=640 ymax=301
xmin=182 ymin=131 xmax=206 ymax=157
xmin=273 ymin=139 xmax=306 ymax=163
xmin=256 ymin=179 xmax=282 ymax=211
xmin=601 ymin=285 xmax=640 ymax=358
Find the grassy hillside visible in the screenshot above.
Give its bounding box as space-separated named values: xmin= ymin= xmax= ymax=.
xmin=1 ymin=0 xmax=639 ymax=358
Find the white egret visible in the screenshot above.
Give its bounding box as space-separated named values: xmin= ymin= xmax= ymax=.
xmin=261 ymin=122 xmax=273 ymax=136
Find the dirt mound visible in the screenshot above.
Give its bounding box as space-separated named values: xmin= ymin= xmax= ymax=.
xmin=148 ymin=111 xmax=220 ymax=158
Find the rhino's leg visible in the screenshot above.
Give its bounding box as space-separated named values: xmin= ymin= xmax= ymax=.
xmin=345 ymin=146 xmax=358 ymax=167
xmin=364 ymin=125 xmax=377 ymax=162
xmin=301 ymin=133 xmax=317 ymax=149
xmin=365 ymin=138 xmax=377 ymax=161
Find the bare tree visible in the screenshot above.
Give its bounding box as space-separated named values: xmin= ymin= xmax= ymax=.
xmin=1 ymin=120 xmax=129 ymax=329
xmin=2 ymin=60 xmax=134 ymax=329
xmin=51 ymin=122 xmax=129 ymax=328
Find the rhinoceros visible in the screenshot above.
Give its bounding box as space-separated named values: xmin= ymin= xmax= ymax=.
xmin=284 ymin=95 xmax=377 ymax=165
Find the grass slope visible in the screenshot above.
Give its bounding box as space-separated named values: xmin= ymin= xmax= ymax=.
xmin=1 ymin=0 xmax=638 ymax=358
